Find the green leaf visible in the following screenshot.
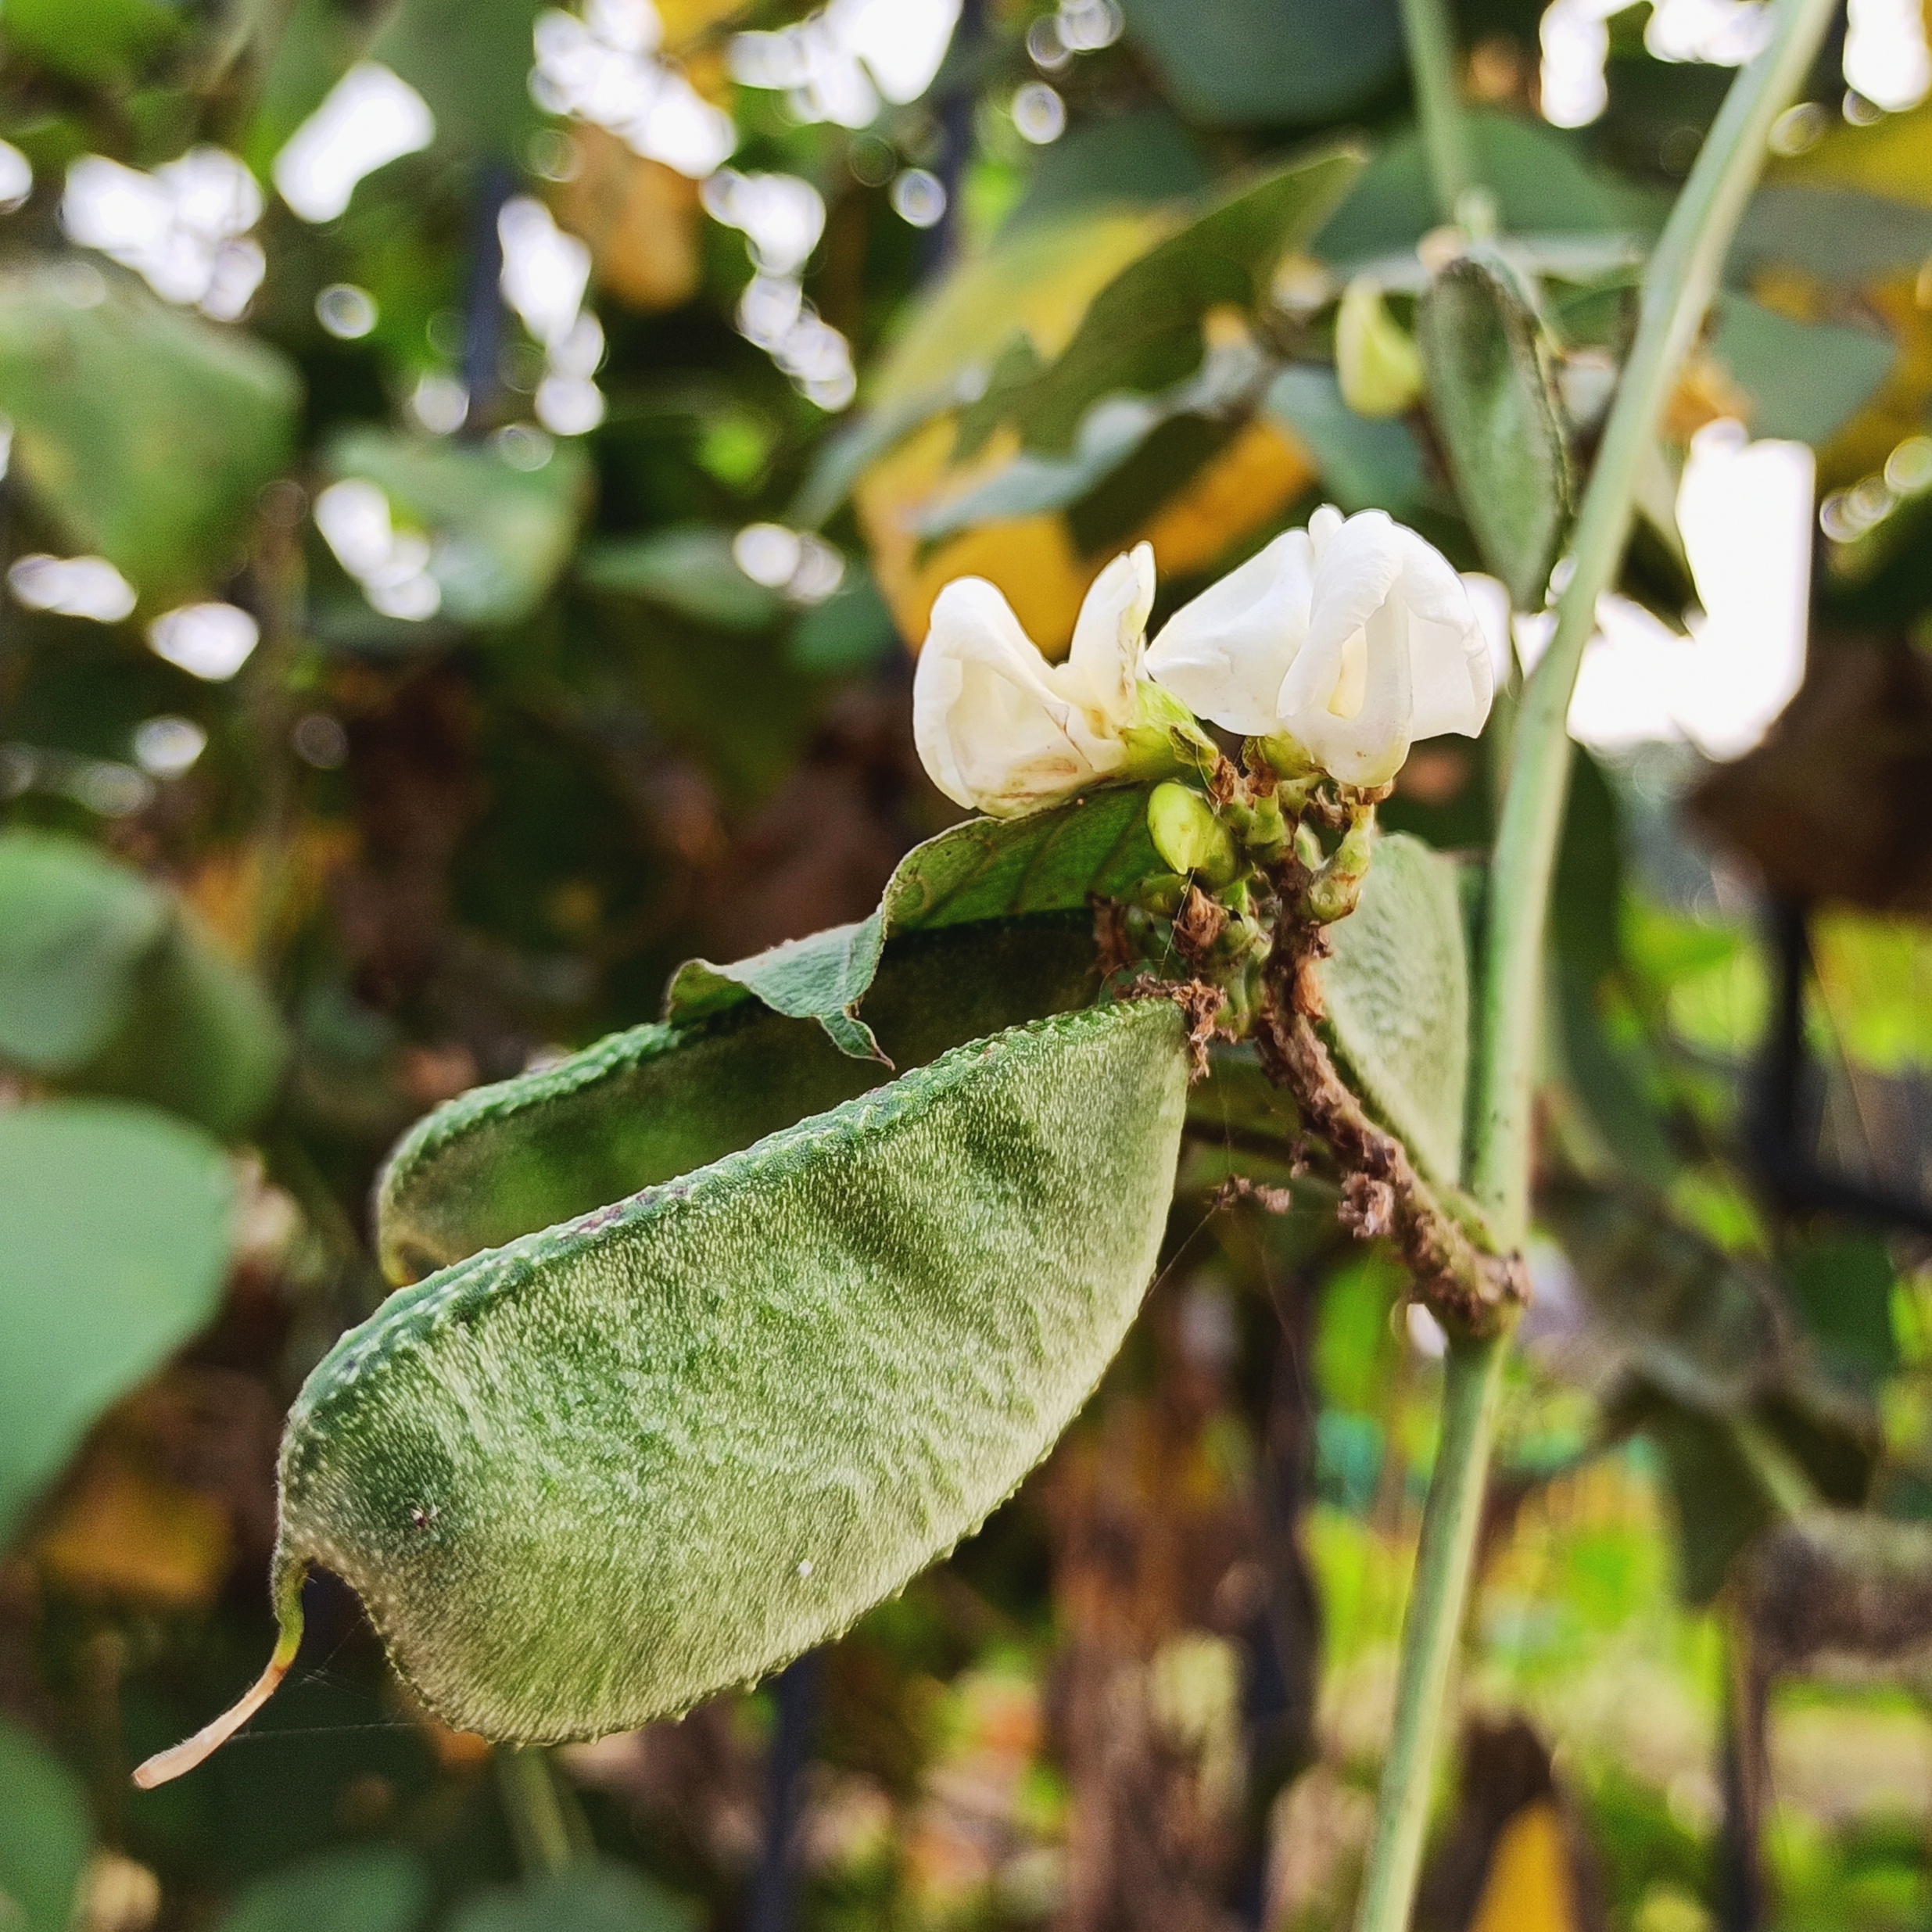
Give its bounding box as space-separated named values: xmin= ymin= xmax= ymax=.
xmin=0 ymin=829 xmax=166 ymax=1068
xmin=1120 ymin=0 xmax=1403 ymax=127
xmin=664 ymin=788 xmax=1160 ymax=1056
xmin=0 ymin=1719 xmax=91 ymax=1932
xmin=0 ymin=832 xmax=288 ymax=1139
xmin=580 ymin=525 xmax=784 ymax=633
xmin=2 ymin=0 xmax=180 ymax=83
xmin=369 ymin=0 xmax=541 ymax=152
xmin=1320 ymin=833 xmax=1470 ymax=1188
xmin=217 ymin=1847 xmax=431 ymax=1932
xmin=284 ymin=999 xmax=1188 ymax=1741
xmin=1417 ymin=254 xmax=1573 ymax=610
xmin=1263 ymin=364 xmax=1428 ymax=515
xmin=378 ymin=916 xmax=1103 ymax=1280
xmin=962 ymin=148 xmax=1364 ymax=457
xmin=1317 ymin=113 xmax=1647 ymax=270
xmin=0 ymin=1100 xmax=235 ymax=1540
xmin=789 ymin=566 xmax=898 ymax=673
xmin=450 ymin=1862 xmax=695 ymax=1932
xmin=325 ymin=429 xmax=592 ymax=631
xmin=1708 ymin=292 xmax=1896 ymax=449
xmin=0 ymin=263 xmax=301 ymax=606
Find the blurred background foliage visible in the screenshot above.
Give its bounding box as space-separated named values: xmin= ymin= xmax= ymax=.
xmin=1 ymin=0 xmax=1931 ymax=1928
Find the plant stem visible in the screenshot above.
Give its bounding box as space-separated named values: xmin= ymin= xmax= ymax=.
xmin=496 ymin=1746 xmax=580 ymax=1879
xmin=1352 ymin=6 xmax=1841 ymax=1930
xmin=1396 ymin=0 xmax=1476 ymax=225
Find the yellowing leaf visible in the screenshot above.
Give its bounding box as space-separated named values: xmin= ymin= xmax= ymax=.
xmin=554 ymin=127 xmax=702 ymax=314
xmin=1468 ymin=1802 xmax=1580 ymax=1932
xmin=35 ymin=1456 xmax=232 ymax=1609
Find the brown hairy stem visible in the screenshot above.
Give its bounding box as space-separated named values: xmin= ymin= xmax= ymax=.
xmin=1255 ymin=877 xmax=1527 ymax=1336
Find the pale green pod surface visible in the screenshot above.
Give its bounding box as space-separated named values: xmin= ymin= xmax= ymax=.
xmin=282 ymin=997 xmax=1188 ymax=1743
xmin=1416 ymin=253 xmax=1572 ymax=611
xmin=378 ymin=916 xmax=1100 ymax=1281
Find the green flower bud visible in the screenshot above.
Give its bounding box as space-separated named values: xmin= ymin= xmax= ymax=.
xmin=1336 ymin=276 xmax=1425 ymax=419
xmin=1147 ymin=783 xmax=1238 ymax=887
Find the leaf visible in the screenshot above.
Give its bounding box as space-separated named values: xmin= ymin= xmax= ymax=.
xmin=916 ymin=335 xmax=1270 ymax=540
xmin=1418 ymin=254 xmax=1573 ymax=610
xmin=369 ymin=0 xmax=543 ymax=152
xmin=0 ymin=1719 xmax=92 ymax=1932
xmin=1263 ymin=364 xmax=1428 ymax=514
xmin=665 ymin=787 xmax=1160 ymax=1056
xmin=1782 ymin=1231 xmax=1899 ymax=1391
xmin=450 ymin=1862 xmax=696 ymax=1932
xmin=0 ymin=832 xmax=288 ymax=1139
xmin=1737 ymin=185 xmax=1932 ymax=287
xmin=379 ymin=915 xmax=1102 ymax=1279
xmin=789 ymin=566 xmax=898 ymax=673
xmin=579 ymin=525 xmax=784 ymax=633
xmin=2 ymin=0 xmax=179 ymax=83
xmin=1320 ymin=833 xmax=1470 ymax=1188
xmin=276 ymin=999 xmax=1188 ymax=1743
xmin=324 ymin=429 xmax=593 ymax=631
xmin=1707 ymin=292 xmax=1896 ymax=449
xmin=962 ymin=149 xmax=1364 ymax=457
xmin=0 ymin=263 xmax=301 ymax=606
xmin=1317 ymin=113 xmax=1644 ymax=271
xmin=0 ymin=829 xmax=166 ymax=1068
xmin=216 ymin=1846 xmax=431 ymax=1932
xmin=1120 ymin=0 xmax=1403 ymax=128
xmin=0 ymin=1101 xmax=235 ymax=1541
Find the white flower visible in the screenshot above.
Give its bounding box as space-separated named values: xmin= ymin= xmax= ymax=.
xmin=914 ymin=543 xmax=1156 ymax=817
xmin=1145 ymin=506 xmax=1493 ymax=788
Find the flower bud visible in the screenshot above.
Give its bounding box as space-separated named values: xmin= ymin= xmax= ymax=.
xmin=1336 ymin=276 xmax=1424 ymax=419
xmin=1146 ymin=782 xmax=1238 ymax=887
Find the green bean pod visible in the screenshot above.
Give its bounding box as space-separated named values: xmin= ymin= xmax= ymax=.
xmin=138 ymin=994 xmax=1185 ymax=1780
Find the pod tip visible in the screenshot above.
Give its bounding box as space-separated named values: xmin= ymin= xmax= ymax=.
xmin=132 ymin=1565 xmax=306 ymax=1788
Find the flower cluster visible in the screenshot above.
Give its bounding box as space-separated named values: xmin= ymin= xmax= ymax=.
xmin=912 ymin=507 xmax=1495 ymax=817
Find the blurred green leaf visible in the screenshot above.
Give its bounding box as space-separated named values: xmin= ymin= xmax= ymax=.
xmin=1317 ymin=113 xmax=1645 ymax=269
xmin=0 ymin=263 xmax=300 ymax=607
xmin=215 ymin=1845 xmax=431 ymax=1932
xmin=1003 ymin=107 xmax=1213 ymax=231
xmin=1737 ymin=185 xmax=1932 ymax=286
xmin=448 ymin=1860 xmax=696 ymax=1932
xmin=1418 ymin=253 xmax=1573 ymax=609
xmin=960 ymin=147 xmax=1364 ymax=457
xmin=1321 ymin=832 xmax=1470 ymax=1188
xmin=665 ymin=787 xmax=1159 ymax=1054
xmin=1783 ymin=1231 xmax=1899 ymax=1392
xmin=2 ymin=0 xmax=179 ymax=83
xmin=0 ymin=1719 xmax=91 ymax=1932
xmin=1120 ymin=0 xmax=1403 ymax=127
xmin=1708 ymin=293 xmax=1896 ymax=449
xmin=327 ymin=428 xmax=592 ymax=629
xmin=1264 ymin=363 xmax=1428 ymax=514
xmin=0 ymin=1099 xmax=235 ymax=1540
xmin=370 ymin=0 xmax=542 ymax=153
xmin=789 ymin=567 xmax=897 ymax=673
xmin=0 ymin=832 xmax=287 ymax=1138
xmin=580 ymin=525 xmax=782 ymax=632
xmin=0 ymin=829 xmax=167 ymax=1067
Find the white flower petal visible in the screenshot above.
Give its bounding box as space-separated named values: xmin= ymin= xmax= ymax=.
xmin=914 ymin=577 xmax=1116 ymax=815
xmin=1145 ymin=529 xmax=1314 ymax=737
xmin=1063 ymin=542 xmax=1155 ymax=731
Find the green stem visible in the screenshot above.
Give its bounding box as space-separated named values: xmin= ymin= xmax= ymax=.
xmin=1350 ymin=1329 xmax=1508 ymax=1932
xmin=1468 ymin=0 xmax=1839 ymax=1239
xmin=495 ymin=1746 xmax=581 ymax=1879
xmin=1352 ymin=7 xmax=1840 ymax=1930
xmin=1396 ymin=0 xmax=1476 ymax=226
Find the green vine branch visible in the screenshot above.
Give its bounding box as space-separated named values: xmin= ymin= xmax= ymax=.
xmin=1351 ymin=5 xmax=1845 ymax=1930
